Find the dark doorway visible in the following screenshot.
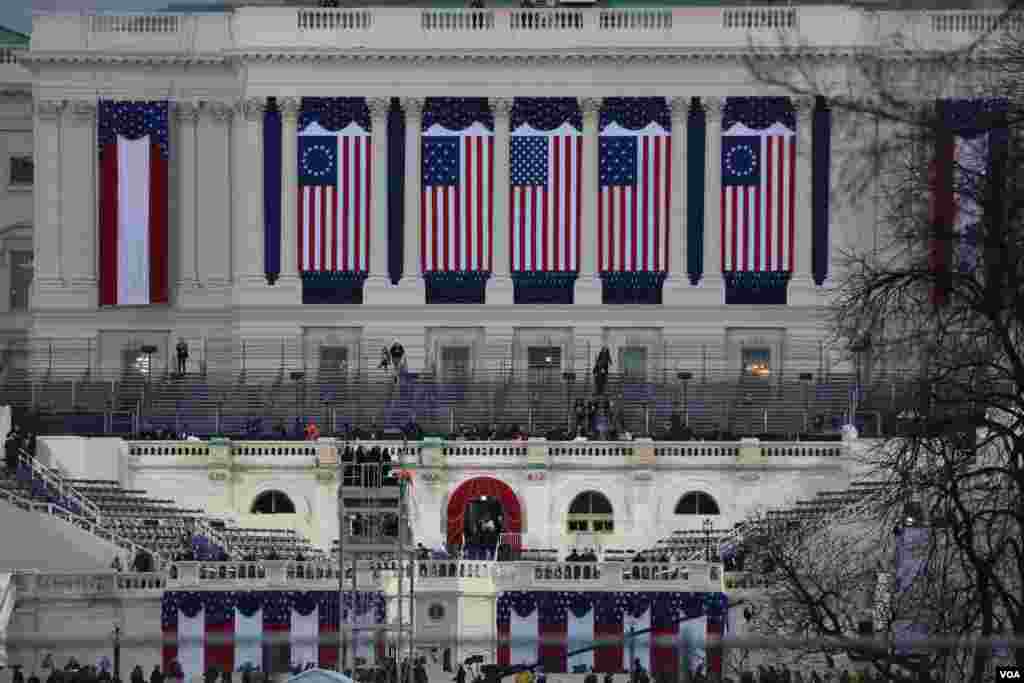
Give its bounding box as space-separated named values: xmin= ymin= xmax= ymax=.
xmin=462 ymin=496 xmax=505 ymax=547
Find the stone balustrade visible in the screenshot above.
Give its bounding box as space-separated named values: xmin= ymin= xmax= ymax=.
xmin=11 ymin=561 xmax=730 ymax=597
xmin=125 ymin=438 xmax=849 ymax=469
xmin=25 ymin=7 xmax=1008 ymax=56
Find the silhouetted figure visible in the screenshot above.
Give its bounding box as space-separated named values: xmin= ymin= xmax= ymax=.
xmin=176 ymin=338 xmax=189 ymax=375
xmin=594 ymin=346 xmax=612 ymax=395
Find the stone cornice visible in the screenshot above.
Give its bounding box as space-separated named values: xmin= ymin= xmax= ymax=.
xmin=17 ymin=46 xmax=970 ymax=68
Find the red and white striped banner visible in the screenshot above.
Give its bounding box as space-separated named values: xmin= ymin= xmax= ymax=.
xmin=721 ymin=121 xmax=795 ymax=273
xmin=421 ymin=122 xmax=494 ymax=272
xmin=598 ymin=122 xmax=672 ymax=272
xmin=297 ymin=121 xmax=372 ymax=272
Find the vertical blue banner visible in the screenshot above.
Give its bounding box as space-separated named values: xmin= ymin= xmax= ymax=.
xmin=263 ymin=98 xmax=282 ymax=284
xmin=388 ymin=96 xmax=406 ymax=285
xmin=812 ymin=96 xmax=831 ymax=287
xmin=687 ymin=98 xmax=706 ymax=286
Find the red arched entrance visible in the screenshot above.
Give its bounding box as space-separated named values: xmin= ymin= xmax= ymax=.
xmin=446 ymin=476 xmax=522 ymax=548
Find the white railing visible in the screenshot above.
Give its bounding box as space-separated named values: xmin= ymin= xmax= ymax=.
xmin=298 ymin=9 xmax=373 ymax=31
xmin=0 ymin=483 xmax=148 ymax=559
xmin=10 ymin=561 xmax=727 ymax=597
xmin=90 ymin=14 xmax=181 ymax=34
xmin=27 ymin=7 xmax=1008 ymax=54
xmin=15 ymin=450 xmax=102 ymax=521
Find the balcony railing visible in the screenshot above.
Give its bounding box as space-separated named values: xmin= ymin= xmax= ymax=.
xmin=24 ymin=7 xmax=1012 ymax=56
xmin=11 ymin=561 xmax=727 ymax=597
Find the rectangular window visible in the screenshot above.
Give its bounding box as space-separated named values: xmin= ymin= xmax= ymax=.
xmin=620 ymin=346 xmax=647 ymax=378
xmin=9 ymin=251 xmax=32 ymax=311
xmin=742 ymin=347 xmax=771 ymax=377
xmin=441 ymin=346 xmax=470 ymax=378
xmin=528 ymin=346 xmax=561 ymax=384
xmin=319 ymin=346 xmax=348 ymax=373
xmin=9 ymin=156 xmax=33 ymax=187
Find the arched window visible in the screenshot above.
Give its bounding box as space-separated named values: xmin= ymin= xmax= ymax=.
xmin=674 ymin=492 xmax=720 ymax=515
xmin=251 ymin=490 xmax=296 ymax=515
xmin=567 ymin=491 xmax=614 ymax=533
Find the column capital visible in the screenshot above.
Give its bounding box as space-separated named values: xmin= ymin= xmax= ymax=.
xmin=791 ymin=95 xmax=816 ymax=118
xmin=488 ymin=97 xmax=514 ymax=118
xmin=578 ymin=96 xmax=603 ymax=116
xmin=203 ymin=100 xmax=235 ymax=123
xmin=669 ymin=96 xmax=690 ymax=120
xmin=400 ymin=97 xmax=425 ymax=118
xmin=34 ymin=99 xmax=64 ymax=121
xmin=278 ymin=96 xmax=301 ymax=121
xmin=367 ymin=96 xmax=391 ymax=119
xmin=701 ymin=96 xmax=724 ymax=119
xmin=240 ymin=97 xmax=267 ymax=122
xmin=66 ymin=99 xmax=97 ymax=123
xmin=173 ymin=100 xmax=201 ymax=122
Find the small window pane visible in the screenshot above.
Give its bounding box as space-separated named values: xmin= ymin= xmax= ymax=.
xmin=9 ymin=157 xmax=33 ymax=186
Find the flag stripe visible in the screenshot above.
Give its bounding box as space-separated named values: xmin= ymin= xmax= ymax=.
xmin=298 ymin=129 xmax=371 ymax=273
xmin=99 ymin=144 xmax=119 ymax=306
xmin=722 ymin=128 xmax=795 ymax=273
xmin=117 ymin=135 xmax=151 ymax=305
xmin=149 ymin=142 xmax=168 ymax=304
xmin=235 ymin=609 xmax=262 ymax=673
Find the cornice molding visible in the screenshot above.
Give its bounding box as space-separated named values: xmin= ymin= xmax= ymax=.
xmin=17 ymin=46 xmax=972 ymax=68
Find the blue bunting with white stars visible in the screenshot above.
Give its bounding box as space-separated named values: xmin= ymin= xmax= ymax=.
xmin=98 ymin=100 xmax=169 ymax=160
xmin=300 ymin=98 xmax=370 ymax=133
xmin=496 ymin=592 xmax=727 ymax=627
xmin=422 ymin=98 xmax=494 ymax=132
xmin=600 ymin=98 xmax=671 ymax=132
xmin=161 ymin=591 xmax=385 ymax=629
xmin=722 ymin=97 xmax=795 ymax=131
xmin=511 ymin=98 xmax=582 ymax=132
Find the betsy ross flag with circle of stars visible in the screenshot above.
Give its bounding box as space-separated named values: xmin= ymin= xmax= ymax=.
xmin=161 ymin=590 xmax=385 ymax=679
xmin=721 ymin=97 xmax=797 ymax=276
xmin=97 ymin=100 xmax=169 ymax=307
xmin=496 ymin=590 xmax=727 ymax=676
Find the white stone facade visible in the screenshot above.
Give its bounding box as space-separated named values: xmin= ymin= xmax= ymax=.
xmin=1 ymin=4 xmax=997 ymax=372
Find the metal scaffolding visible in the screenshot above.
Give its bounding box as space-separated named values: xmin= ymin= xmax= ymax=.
xmin=336 ymin=451 xmax=415 ymax=679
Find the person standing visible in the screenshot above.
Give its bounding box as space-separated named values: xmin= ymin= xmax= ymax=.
xmin=389 ymin=339 xmax=405 ymax=383
xmin=175 ymin=338 xmax=189 ymax=376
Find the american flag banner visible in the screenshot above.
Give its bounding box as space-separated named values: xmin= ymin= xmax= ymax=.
xmin=510 ymin=98 xmax=583 ymax=273
xmin=161 ymin=591 xmax=385 ymax=679
xmin=297 ymin=98 xmax=372 ymax=273
xmin=598 ymin=98 xmax=672 ymax=273
xmin=98 ymin=100 xmax=169 ymax=306
xmin=496 ymin=591 xmax=727 ymax=675
xmin=421 ymin=98 xmax=494 ymax=273
xmin=721 ymin=98 xmax=796 ymax=275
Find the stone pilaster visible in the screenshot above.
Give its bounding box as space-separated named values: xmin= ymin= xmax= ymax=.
xmin=193 ymin=99 xmax=233 ymax=306
xmin=790 ymin=96 xmax=818 ymax=305
xmin=700 ymin=96 xmax=724 ymax=303
xmin=232 ymin=97 xmax=268 ymax=304
xmin=32 ymin=99 xmax=64 ymax=308
xmin=174 ymin=101 xmax=200 ymax=301
xmin=276 ymin=97 xmax=302 ymax=298
xmin=487 ymin=96 xmax=514 ymax=305
xmin=577 ymin=96 xmax=602 ymax=305
xmin=364 ymin=96 xmax=393 ymax=303
xmin=63 ymin=99 xmax=98 ymax=308
xmin=401 ymin=97 xmax=425 ymax=299
xmin=664 ymin=96 xmax=689 ymax=305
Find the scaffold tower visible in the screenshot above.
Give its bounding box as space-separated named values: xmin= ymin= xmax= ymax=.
xmin=336 ymin=445 xmax=415 ymax=677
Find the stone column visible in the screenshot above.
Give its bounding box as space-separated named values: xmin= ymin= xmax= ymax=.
xmin=401 ymin=97 xmax=425 ymax=299
xmin=487 ymin=96 xmax=513 ymax=305
xmin=174 ymin=101 xmax=200 ymax=300
xmin=64 ymin=99 xmax=98 ymax=308
xmin=577 ymin=96 xmax=602 ymax=305
xmin=364 ymin=96 xmax=392 ymax=303
xmin=664 ymin=96 xmax=688 ymax=305
xmin=32 ymin=99 xmax=64 ymax=307
xmin=231 ymin=97 xmax=266 ymax=304
xmin=195 ymin=100 xmax=233 ymax=304
xmin=700 ymin=96 xmax=723 ymax=302
xmin=278 ymin=97 xmax=302 ymax=292
xmin=790 ymin=96 xmax=817 ymax=305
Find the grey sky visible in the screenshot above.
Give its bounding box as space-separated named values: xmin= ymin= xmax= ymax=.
xmin=0 ymin=0 xmax=220 ymax=35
